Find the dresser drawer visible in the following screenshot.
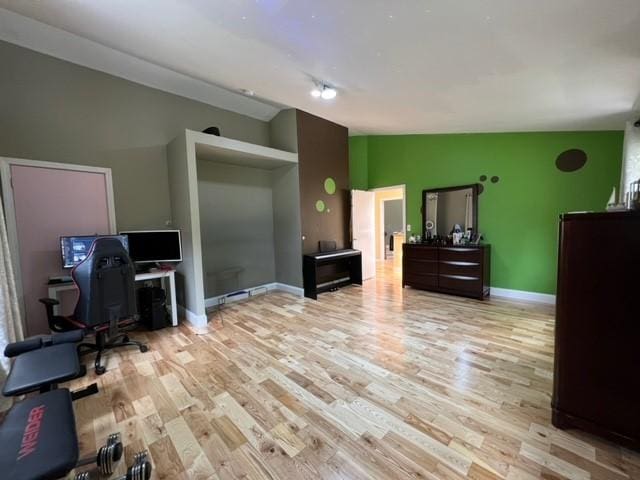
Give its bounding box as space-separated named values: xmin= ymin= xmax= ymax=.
xmin=439 ymin=259 xmax=481 ymax=277
xmin=439 ymin=247 xmax=483 ymax=263
xmin=403 ymin=245 xmax=438 ymax=261
xmin=438 ymin=274 xmax=482 ymax=294
xmin=404 ymin=272 xmax=438 ymax=289
xmin=404 ymin=258 xmax=438 ymax=275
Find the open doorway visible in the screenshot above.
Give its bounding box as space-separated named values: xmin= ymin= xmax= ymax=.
xmin=372 ymin=186 xmax=406 ymax=277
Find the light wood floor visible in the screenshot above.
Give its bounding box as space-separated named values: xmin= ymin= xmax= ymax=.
xmin=69 ymin=261 xmax=640 ymax=479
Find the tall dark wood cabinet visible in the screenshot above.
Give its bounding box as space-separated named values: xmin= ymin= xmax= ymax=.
xmin=553 ymin=211 xmax=640 ymax=449
xmin=403 ymin=244 xmax=490 ymax=299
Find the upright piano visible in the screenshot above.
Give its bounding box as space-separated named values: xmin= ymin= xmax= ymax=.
xmin=302 ymin=249 xmax=362 ymax=300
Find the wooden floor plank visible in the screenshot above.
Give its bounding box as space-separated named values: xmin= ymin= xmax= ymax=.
xmin=65 ymin=260 xmax=639 ymax=479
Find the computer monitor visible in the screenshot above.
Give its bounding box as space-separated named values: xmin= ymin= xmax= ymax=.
xmin=118 ymin=230 xmax=182 ymax=264
xmin=60 ymin=235 xmax=129 ymax=269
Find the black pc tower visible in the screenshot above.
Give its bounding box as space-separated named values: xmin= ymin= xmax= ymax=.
xmin=136 ymin=287 xmax=170 ymax=331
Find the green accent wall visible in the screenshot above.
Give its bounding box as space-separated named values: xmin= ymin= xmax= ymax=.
xmin=349 ymin=131 xmax=624 ymax=294
xmin=349 ymin=136 xmax=368 ymax=190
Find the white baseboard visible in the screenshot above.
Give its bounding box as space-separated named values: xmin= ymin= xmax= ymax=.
xmin=491 ymin=287 xmax=556 ymax=305
xmin=177 ymin=304 xmax=208 ymax=328
xmin=274 ymin=282 xmax=304 ymax=297
xmin=204 ymin=282 xmax=303 ymax=309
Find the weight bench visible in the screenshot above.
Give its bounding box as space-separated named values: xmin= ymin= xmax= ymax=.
xmin=3 ymin=330 xmax=90 ymax=398
xmin=0 ymin=333 xmax=152 ymax=479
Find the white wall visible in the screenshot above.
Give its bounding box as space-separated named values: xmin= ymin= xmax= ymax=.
xmin=621 ymin=121 xmax=640 ymax=199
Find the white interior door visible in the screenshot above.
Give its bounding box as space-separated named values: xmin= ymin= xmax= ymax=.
xmin=352 ymin=190 xmax=376 ymax=280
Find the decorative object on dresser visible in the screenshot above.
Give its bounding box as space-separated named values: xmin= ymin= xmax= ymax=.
xmin=403 ymin=244 xmax=490 ymax=299
xmin=553 ymin=210 xmax=640 ymax=450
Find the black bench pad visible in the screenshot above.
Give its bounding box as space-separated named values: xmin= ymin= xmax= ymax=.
xmin=0 ymin=388 xmax=78 ymax=480
xmin=3 ymin=343 xmax=81 ymax=397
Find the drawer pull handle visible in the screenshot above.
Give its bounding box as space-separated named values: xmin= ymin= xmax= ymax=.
xmin=441 ymin=261 xmax=479 ymax=266
xmin=441 ymin=274 xmax=479 ymax=281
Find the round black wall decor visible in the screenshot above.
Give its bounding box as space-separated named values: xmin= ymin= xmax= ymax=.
xmin=556 ymin=149 xmax=587 ymax=172
xmin=477 ymin=184 xmax=485 ymax=194
xmin=490 ymin=176 xmax=500 ymax=183
xmin=479 ymin=175 xmax=487 ymax=182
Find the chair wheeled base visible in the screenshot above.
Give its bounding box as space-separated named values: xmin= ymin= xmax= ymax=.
xmin=78 ymin=330 xmax=148 ymax=375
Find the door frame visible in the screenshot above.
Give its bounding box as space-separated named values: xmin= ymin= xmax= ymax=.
xmin=0 ymin=156 xmax=117 ymax=327
xmin=370 ymin=185 xmax=406 ymax=260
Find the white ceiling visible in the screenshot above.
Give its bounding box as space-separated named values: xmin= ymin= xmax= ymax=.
xmin=1 ymin=0 xmax=639 ymax=134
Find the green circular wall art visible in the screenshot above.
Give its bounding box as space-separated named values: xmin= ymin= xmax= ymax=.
xmin=315 ymin=200 xmax=326 ymax=212
xmin=324 ymin=177 xmax=336 ymax=195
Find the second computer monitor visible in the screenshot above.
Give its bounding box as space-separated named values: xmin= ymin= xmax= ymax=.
xmin=118 ymin=230 xmax=182 ymax=264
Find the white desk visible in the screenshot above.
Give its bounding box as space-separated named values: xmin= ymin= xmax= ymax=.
xmin=47 ymin=269 xmax=178 ymax=327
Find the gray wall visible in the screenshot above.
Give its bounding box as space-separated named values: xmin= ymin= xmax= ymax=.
xmin=269 ymin=109 xmax=298 ymax=153
xmin=272 ymin=165 xmax=303 ymax=287
xmin=197 ymin=160 xmax=276 ymax=297
xmin=0 ymin=40 xmax=270 ymax=231
xmin=384 ymin=199 xmax=403 ymax=235
xmin=269 ymin=109 xmax=302 ymax=287
xmin=167 ymin=132 xmax=206 ymax=320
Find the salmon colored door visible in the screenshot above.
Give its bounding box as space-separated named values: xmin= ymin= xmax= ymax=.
xmin=9 ymin=164 xmax=114 ymax=335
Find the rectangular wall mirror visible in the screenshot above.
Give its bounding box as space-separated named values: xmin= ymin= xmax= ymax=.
xmin=422 ymin=184 xmax=478 ymax=237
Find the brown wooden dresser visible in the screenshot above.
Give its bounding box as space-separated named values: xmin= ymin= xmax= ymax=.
xmin=553 ymin=211 xmax=640 ymax=449
xmin=402 ymin=243 xmax=490 ymax=299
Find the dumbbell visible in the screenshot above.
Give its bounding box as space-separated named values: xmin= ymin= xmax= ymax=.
xmin=74 ymin=432 xmax=123 ymax=478
xmin=120 ymin=450 xmax=153 ymax=480
xmin=74 ymin=449 xmax=151 ymax=480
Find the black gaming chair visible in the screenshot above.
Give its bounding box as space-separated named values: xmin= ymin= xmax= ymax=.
xmin=40 ymin=237 xmax=148 ymax=375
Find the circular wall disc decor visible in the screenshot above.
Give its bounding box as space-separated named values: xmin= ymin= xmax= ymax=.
xmin=477 ymin=184 xmax=485 ymax=194
xmin=556 ymin=149 xmax=587 ymax=172
xmin=324 ymin=177 xmax=336 ymax=195
xmin=479 ymin=175 xmax=487 ymax=182
xmin=315 ymin=200 xmax=326 ymax=212
xmin=491 ymin=175 xmax=500 ymax=183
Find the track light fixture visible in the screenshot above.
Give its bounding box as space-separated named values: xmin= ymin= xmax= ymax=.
xmin=311 ymin=83 xmax=337 ymax=100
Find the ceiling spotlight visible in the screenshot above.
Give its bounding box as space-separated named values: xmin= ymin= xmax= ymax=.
xmin=311 ymin=83 xmax=337 ymax=99
xmin=321 ymin=86 xmax=337 ymax=99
